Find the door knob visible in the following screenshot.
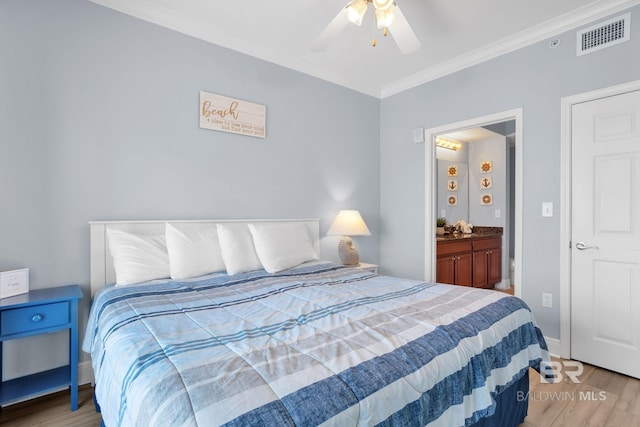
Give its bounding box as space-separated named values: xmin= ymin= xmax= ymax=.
xmin=575 ymin=242 xmax=599 ymax=251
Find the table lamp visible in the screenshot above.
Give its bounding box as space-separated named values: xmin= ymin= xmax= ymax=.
xmin=327 ymin=210 xmax=371 ymax=265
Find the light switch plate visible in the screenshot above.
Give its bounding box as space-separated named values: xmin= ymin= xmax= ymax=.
xmin=542 ymin=202 xmax=553 ymax=217
xmin=413 ymin=128 xmax=424 ymax=143
xmin=542 ymin=292 xmax=553 ymax=308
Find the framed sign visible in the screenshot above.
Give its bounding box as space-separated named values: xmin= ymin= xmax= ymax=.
xmin=481 ymin=177 xmax=493 ymax=189
xmin=0 ymin=268 xmax=29 ymax=299
xmin=199 ymin=91 xmax=266 ymax=138
xmin=481 ymin=161 xmax=493 ymax=173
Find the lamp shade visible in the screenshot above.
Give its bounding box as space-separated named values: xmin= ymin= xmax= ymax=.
xmin=327 ymin=210 xmax=371 ymax=237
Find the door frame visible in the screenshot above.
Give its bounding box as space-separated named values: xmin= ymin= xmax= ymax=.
xmin=559 ymin=79 xmax=640 ymax=359
xmin=424 ymin=108 xmax=523 ymax=298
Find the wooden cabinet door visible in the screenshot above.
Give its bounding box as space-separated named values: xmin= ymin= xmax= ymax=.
xmin=436 ymin=255 xmax=455 ymax=285
xmin=487 ymin=248 xmax=502 ymax=286
xmin=472 ymin=251 xmax=488 ymax=288
xmin=436 ymin=254 xmax=472 ymax=286
xmin=455 ymin=253 xmax=473 ymax=287
xmin=471 ymin=237 xmax=502 ymax=288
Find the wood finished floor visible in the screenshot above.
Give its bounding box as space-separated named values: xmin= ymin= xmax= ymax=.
xmin=1 ymin=360 xmax=638 ymax=426
xmin=494 ymin=285 xmax=515 ymax=295
xmin=0 ymin=385 xmax=101 ymax=427
xmin=521 ymin=359 xmax=640 ymax=427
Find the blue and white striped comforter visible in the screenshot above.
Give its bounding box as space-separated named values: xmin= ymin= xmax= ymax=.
xmin=83 ymin=262 xmax=549 ymax=427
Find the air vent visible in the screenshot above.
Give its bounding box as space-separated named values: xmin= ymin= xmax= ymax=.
xmin=577 ymin=13 xmax=630 ymax=56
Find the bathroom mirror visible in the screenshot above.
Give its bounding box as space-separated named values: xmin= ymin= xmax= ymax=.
xmin=435 ymin=124 xmax=514 ymax=231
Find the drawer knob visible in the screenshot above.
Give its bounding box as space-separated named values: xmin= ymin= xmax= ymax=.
xmin=31 ymin=314 xmax=43 ymax=322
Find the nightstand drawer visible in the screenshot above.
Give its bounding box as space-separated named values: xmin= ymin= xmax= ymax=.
xmin=1 ymin=302 xmax=69 ymax=335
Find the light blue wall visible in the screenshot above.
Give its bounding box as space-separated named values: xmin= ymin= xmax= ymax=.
xmin=0 ymin=0 xmax=379 ymax=371
xmin=380 ymin=5 xmax=640 ymax=340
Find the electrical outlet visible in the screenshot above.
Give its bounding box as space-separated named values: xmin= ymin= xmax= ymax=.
xmin=542 ymin=293 xmax=553 ymax=308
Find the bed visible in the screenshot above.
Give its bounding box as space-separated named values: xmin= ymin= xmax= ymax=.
xmin=83 ymin=219 xmax=550 ymax=427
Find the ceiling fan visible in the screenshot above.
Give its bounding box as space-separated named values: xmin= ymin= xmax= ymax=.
xmin=312 ymin=0 xmax=421 ymax=54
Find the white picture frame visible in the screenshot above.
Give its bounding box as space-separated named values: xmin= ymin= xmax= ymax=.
xmin=0 ymin=268 xmax=29 ymax=299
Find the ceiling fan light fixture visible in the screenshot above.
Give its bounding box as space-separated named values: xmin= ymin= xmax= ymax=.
xmin=372 ymin=0 xmax=394 ymax=11
xmin=314 ymin=0 xmax=420 ymax=54
xmin=346 ymin=0 xmax=369 ymax=26
xmin=375 ymin=7 xmax=395 ymax=29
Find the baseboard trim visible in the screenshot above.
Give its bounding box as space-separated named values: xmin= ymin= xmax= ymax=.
xmin=79 ymin=360 xmax=95 ymax=386
xmin=545 ymin=336 xmax=561 ymax=358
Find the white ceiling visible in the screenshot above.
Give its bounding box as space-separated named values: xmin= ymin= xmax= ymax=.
xmin=442 ymin=127 xmax=503 ymax=143
xmin=90 ymin=0 xmax=639 ymax=98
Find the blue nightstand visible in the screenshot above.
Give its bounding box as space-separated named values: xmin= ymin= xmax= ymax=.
xmin=0 ymin=285 xmax=82 ymax=411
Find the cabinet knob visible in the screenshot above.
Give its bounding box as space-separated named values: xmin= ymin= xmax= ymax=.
xmin=31 ymin=314 xmax=43 ymax=322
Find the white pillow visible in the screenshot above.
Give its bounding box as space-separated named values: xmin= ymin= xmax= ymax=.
xmin=216 ymin=223 xmax=263 ymax=275
xmin=107 ymin=228 xmax=170 ymax=286
xmin=165 ymin=223 xmax=226 ymax=280
xmin=248 ymin=223 xmax=318 ymax=273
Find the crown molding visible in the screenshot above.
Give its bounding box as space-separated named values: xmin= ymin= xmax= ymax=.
xmin=380 ymin=0 xmax=640 ymax=98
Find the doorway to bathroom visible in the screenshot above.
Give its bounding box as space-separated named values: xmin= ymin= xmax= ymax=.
xmin=424 ymin=109 xmax=523 ymax=298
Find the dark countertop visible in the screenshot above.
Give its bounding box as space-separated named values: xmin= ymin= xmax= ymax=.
xmin=436 ymin=226 xmax=503 ymax=242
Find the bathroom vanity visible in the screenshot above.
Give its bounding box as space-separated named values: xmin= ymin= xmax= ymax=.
xmin=436 ymin=228 xmax=503 ymax=289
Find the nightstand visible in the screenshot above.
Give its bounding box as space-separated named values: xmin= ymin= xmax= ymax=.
xmin=354 ymin=263 xmax=379 ymax=274
xmin=0 ymin=285 xmax=82 ymax=411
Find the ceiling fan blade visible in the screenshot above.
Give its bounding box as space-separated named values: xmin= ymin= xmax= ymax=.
xmin=388 ymin=4 xmax=421 ymax=54
xmin=311 ymin=8 xmax=350 ymax=52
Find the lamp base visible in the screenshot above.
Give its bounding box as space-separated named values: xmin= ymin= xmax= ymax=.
xmin=338 ymin=236 xmax=360 ymax=266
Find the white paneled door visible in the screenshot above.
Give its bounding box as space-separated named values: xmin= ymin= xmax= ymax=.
xmin=571 ymin=89 xmax=640 ymax=379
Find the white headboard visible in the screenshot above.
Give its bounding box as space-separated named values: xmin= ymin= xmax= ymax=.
xmin=89 ymin=218 xmax=320 ymax=296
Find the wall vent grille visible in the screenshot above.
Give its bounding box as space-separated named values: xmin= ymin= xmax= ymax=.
xmin=577 ymin=13 xmax=630 ymax=56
